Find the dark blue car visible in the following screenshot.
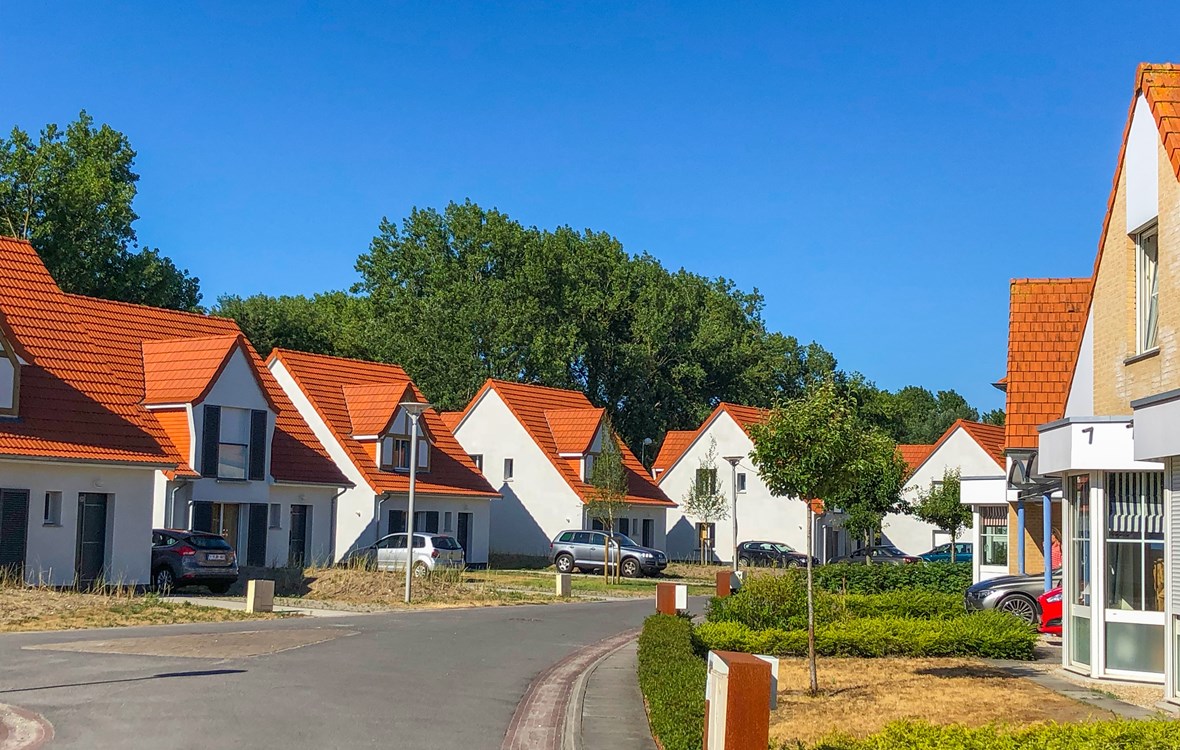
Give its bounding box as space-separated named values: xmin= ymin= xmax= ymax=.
xmin=919 ymin=541 xmax=972 ymax=563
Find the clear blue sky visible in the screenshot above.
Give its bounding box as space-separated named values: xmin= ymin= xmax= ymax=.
xmin=2 ymin=3 xmax=1175 ymax=412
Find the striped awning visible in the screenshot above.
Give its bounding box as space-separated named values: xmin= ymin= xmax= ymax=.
xmin=1106 ymin=471 xmax=1164 ymax=536
xmin=980 ymin=506 xmax=1007 ymax=527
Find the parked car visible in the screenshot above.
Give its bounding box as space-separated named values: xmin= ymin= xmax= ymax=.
xmin=151 ymin=529 xmax=239 ymax=594
xmin=737 ymin=541 xmax=818 ymax=568
xmin=831 ymin=545 xmax=921 ymax=565
xmin=343 ymin=532 xmax=465 ymax=575
xmin=550 ymin=530 xmax=668 ymax=578
xmin=919 ymin=542 xmax=973 ymax=563
xmin=1038 ymin=586 xmax=1063 ymax=635
xmin=964 ymin=570 xmax=1061 ymax=624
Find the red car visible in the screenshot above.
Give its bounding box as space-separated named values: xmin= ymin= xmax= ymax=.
xmin=1038 ymin=586 xmax=1062 ymax=635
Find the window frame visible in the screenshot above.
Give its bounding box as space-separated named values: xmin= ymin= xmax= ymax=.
xmin=217 ymin=406 xmax=252 ymax=480
xmin=503 ymin=457 xmax=514 ymax=482
xmin=268 ymin=502 xmax=282 ymax=530
xmin=1136 ymin=222 xmax=1160 ymax=354
xmin=43 ymin=491 xmax=62 ymax=526
xmin=736 ymin=472 xmax=747 ymax=493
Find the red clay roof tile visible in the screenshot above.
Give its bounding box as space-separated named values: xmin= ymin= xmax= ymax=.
xmin=653 ymin=402 xmax=769 ymax=482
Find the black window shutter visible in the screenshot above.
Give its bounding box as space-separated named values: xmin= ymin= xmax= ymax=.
xmin=201 ymin=405 xmax=221 ymax=477
xmin=248 ymin=410 xmax=268 ymax=481
xmin=388 ymin=509 xmax=406 ymax=534
xmin=191 ymin=501 xmax=214 ymax=533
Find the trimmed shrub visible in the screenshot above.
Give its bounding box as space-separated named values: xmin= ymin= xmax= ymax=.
xmin=843 ymin=590 xmax=964 ymax=620
xmin=694 ymin=611 xmax=1037 ymax=660
xmin=797 ymin=719 xmax=1180 ymax=750
xmin=637 ymin=614 xmax=706 ymax=750
xmin=813 ymin=562 xmax=972 ymax=595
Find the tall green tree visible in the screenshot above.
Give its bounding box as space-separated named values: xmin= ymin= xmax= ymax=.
xmin=981 ymin=408 xmax=1005 ymax=427
xmin=834 ymin=430 xmax=910 ymax=563
xmin=748 ymin=380 xmax=861 ymax=695
xmin=213 ymin=291 xmax=373 ymax=359
xmin=0 ymin=111 xmax=201 ymax=310
xmin=912 ymin=469 xmax=972 ymax=561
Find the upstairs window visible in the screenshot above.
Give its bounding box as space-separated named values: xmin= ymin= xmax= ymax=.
xmin=218 ymin=407 xmax=251 ymax=479
xmin=737 ymin=472 xmax=747 ymax=493
xmin=201 ymin=405 xmax=267 ymax=480
xmin=470 ymin=454 xmax=483 ymax=472
xmin=695 ymin=467 xmax=718 ymax=495
xmin=583 ymin=453 xmax=597 ymax=482
xmin=1137 ymin=223 xmax=1159 ymax=353
xmin=381 ymin=436 xmax=430 ymax=472
xmin=0 ymin=335 xmax=18 ymax=418
xmin=504 ymin=458 xmax=514 ymax=481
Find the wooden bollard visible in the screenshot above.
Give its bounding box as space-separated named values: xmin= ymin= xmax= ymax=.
xmin=705 ymin=651 xmax=777 ymax=749
xmin=716 ymin=570 xmax=734 ymax=597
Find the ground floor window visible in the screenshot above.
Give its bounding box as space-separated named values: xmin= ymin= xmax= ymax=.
xmin=979 ymin=506 xmax=1008 ymax=566
xmin=1104 ymin=472 xmax=1165 ymax=612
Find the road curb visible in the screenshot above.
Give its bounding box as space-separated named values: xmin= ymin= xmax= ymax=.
xmin=501 ymin=627 xmax=640 ymax=750
xmin=562 ymin=633 xmax=640 ymax=750
xmin=0 ymin=704 xmax=53 ymax=750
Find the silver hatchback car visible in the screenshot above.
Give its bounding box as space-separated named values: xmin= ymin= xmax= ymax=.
xmin=343 ymin=532 xmax=465 ymax=575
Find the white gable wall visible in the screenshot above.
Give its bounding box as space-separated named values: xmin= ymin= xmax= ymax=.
xmin=894 ymin=428 xmax=1005 ymax=555
xmin=662 ymin=412 xmax=808 ymax=562
xmin=452 ymin=388 xmax=584 ymax=557
xmin=1127 ymin=94 xmax=1161 ymax=232
xmin=1064 ymin=309 xmax=1095 ymax=418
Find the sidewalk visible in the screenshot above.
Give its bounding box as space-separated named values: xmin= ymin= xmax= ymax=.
xmin=576 ymin=640 xmax=656 ymax=750
xmin=161 ymin=595 xmax=355 ymax=618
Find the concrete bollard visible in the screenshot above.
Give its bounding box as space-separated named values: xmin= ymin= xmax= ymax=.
xmin=704 ymin=650 xmax=778 ymax=750
xmin=246 ymin=579 xmax=275 ymax=613
xmin=555 ymin=572 xmax=572 ymax=597
xmin=656 ymin=582 xmax=688 ymax=615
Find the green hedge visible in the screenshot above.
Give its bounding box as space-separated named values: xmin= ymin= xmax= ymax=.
xmin=694 ymin=611 xmax=1037 ymax=660
xmin=797 ymin=719 xmax=1180 ymax=750
xmin=813 ymin=562 xmax=972 ymax=595
xmin=637 ymin=614 xmax=706 ymax=750
xmin=843 ymin=590 xmax=964 ymax=620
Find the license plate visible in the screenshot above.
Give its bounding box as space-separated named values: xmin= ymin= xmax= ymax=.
xmin=208 ymin=553 xmax=226 ymax=561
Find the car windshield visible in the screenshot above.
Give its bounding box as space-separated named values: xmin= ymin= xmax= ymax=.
xmin=772 ymin=544 xmax=795 ymax=553
xmin=431 ymin=536 xmax=462 ymax=550
xmin=876 ymin=546 xmax=905 ymax=557
xmin=611 ymin=533 xmax=638 ymax=547
xmin=188 ymin=534 xmax=232 ymax=550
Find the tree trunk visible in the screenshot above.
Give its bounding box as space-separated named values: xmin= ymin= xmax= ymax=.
xmin=949 ymin=530 xmax=956 ymax=563
xmin=805 ymin=506 xmax=818 ymax=695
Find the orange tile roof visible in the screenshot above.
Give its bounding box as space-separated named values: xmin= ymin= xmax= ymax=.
xmin=546 ymin=408 xmax=606 ymax=454
xmin=652 ymin=430 xmax=694 ymax=475
xmin=653 ymin=402 xmax=769 ymax=482
xmin=464 ymin=379 xmax=673 ymax=506
xmin=141 ymin=334 xmax=278 ymax=410
xmin=1004 ymin=279 xmax=1090 ymax=449
xmin=439 ymin=411 xmax=463 ymax=431
xmin=897 ymin=444 xmax=936 ymax=474
xmin=269 ymin=348 xmax=497 ymax=497
xmin=0 ymin=237 xmax=178 ymax=467
xmin=66 ymin=294 xmax=348 ymax=486
xmin=342 ymin=382 xmax=413 ymax=436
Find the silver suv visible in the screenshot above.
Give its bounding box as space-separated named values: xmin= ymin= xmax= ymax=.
xmin=343 ymin=532 xmax=465 ymax=575
xmin=549 ymin=530 xmax=668 ymax=578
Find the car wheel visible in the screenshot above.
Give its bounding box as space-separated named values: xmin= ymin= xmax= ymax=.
xmin=738 ymin=556 xmax=752 ymax=568
xmin=621 ymin=558 xmax=641 ymax=578
xmin=555 ymin=554 xmax=575 ymax=574
xmin=207 ymin=581 xmax=232 ymax=595
xmin=413 ymin=561 xmax=429 ymax=578
xmin=786 ymin=559 xmax=801 ymax=569
xmin=153 ymin=567 xmax=175 ymax=594
xmin=997 ymin=594 xmax=1039 ymax=624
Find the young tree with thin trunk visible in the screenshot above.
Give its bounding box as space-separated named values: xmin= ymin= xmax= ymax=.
xmin=586 ymin=427 xmax=630 ymax=584
xmin=748 ymin=381 xmax=859 ymax=696
xmin=681 ymin=438 xmax=729 ymax=564
xmin=913 ymin=469 xmax=971 ymax=562
xmin=836 ymin=430 xmax=910 ymax=565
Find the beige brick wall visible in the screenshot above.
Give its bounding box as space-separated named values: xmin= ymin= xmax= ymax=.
xmin=1006 ymin=501 xmax=1060 ymax=575
xmin=1093 ymin=138 xmax=1180 ymax=414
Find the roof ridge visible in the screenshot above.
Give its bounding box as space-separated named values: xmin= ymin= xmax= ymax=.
xmin=489 ymin=378 xmax=586 ymax=396
xmin=270 ymin=347 xmax=410 ymax=374
xmin=64 ymin=292 xmax=238 ymax=324
xmin=1009 ymin=277 xmax=1091 ymax=285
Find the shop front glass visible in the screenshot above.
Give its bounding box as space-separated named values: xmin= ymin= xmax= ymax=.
xmin=1103 ymin=471 xmax=1165 ymax=676
xmin=1068 ymin=475 xmax=1091 ymax=667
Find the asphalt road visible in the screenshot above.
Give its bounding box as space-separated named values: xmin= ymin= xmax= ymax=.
xmin=0 ymin=598 xmax=657 ymax=750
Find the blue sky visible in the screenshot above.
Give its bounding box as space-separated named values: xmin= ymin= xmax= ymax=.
xmin=2 ymin=3 xmax=1175 ymax=412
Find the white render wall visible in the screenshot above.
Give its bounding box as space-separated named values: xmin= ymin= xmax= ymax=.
xmin=1127 ymin=94 xmax=1161 ymax=232
xmin=895 ymin=427 xmax=1005 ymax=555
xmin=375 ymin=492 xmax=493 ymax=565
xmin=1 ymin=458 xmax=162 ymax=586
xmin=452 ymin=388 xmax=585 ymax=557
xmin=268 ymin=484 xmax=337 ymax=566
xmin=662 ymin=412 xmax=808 ymax=562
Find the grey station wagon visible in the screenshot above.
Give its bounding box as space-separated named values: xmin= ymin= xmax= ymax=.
xmin=549 ymin=530 xmax=668 ymax=578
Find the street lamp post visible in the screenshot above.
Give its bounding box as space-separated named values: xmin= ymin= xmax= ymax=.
xmin=723 ymin=456 xmax=743 ymax=572
xmin=641 ymin=437 xmax=653 ymax=471
xmin=400 ymin=400 xmax=433 ymax=604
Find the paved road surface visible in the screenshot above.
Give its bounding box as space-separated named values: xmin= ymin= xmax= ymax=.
xmin=0 ymin=599 xmax=655 ymax=750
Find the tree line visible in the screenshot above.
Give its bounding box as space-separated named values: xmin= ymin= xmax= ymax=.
xmin=1 ymin=112 xmax=1003 ymax=454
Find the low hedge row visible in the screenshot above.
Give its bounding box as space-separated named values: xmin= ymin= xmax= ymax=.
xmin=695 ymin=611 xmax=1037 ymax=660
xmin=813 ymin=562 xmax=972 ymax=595
xmin=636 ymin=614 xmax=706 ymax=750
xmin=797 ymin=719 xmax=1180 ymax=750
xmin=707 ymin=573 xmax=966 ymax=631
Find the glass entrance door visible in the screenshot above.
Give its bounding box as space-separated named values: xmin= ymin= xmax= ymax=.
xmin=1067 ymin=475 xmax=1091 ymax=668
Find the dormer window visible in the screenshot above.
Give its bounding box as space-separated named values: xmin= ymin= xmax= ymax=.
xmin=0 ymin=334 xmax=19 ymax=418
xmin=583 ymin=453 xmax=597 ymax=482
xmin=1137 ymin=223 xmax=1159 ymax=353
xmin=381 ymin=435 xmax=430 ymax=472
xmin=201 ymin=405 xmax=268 ymax=480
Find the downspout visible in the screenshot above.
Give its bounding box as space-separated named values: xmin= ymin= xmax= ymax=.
xmin=1043 ymin=492 xmax=1053 ymax=593
xmin=165 ymin=480 xmax=188 ymax=529
xmin=374 ymin=491 xmax=392 ymax=546
xmin=327 ymin=486 xmax=348 ymax=563
xmin=1017 ymin=498 xmax=1026 ymax=576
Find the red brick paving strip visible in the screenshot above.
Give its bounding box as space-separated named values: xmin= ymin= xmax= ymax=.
xmin=501 ymin=628 xmax=641 ymax=750
xmin=0 ymin=703 xmax=53 ymax=750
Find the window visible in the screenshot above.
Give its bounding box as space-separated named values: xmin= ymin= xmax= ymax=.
xmin=1137 ymin=223 xmax=1159 ymax=353
xmin=737 ymin=472 xmax=747 ymax=493
xmin=571 ymin=531 xmax=593 ymax=544
xmin=504 ymin=458 xmax=514 ymax=481
xmin=584 ymin=453 xmax=596 ymax=481
xmin=1105 ymin=471 xmax=1165 ymax=612
xmin=979 ymin=506 xmax=1008 ymax=566
xmin=559 ymin=531 xmax=575 ymax=543
xmin=42 ymin=491 xmax=62 ymax=526
xmin=382 ymin=436 xmax=412 ymax=470
xmin=414 ymin=510 xmax=440 ymax=534
xmin=443 ymin=511 xmax=453 ymax=532
xmin=388 ymin=509 xmax=407 ymax=534
xmin=470 ymin=454 xmax=483 ymax=471
xmin=218 ymin=407 xmax=251 ymax=480
xmin=269 ymin=503 xmax=282 ymax=529
xmin=617 ymin=518 xmax=630 ymax=536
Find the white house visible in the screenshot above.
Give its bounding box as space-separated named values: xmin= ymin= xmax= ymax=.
xmin=447 ymin=379 xmax=673 ymax=558
xmin=268 ymin=349 xmax=499 ymax=565
xmin=0 ymin=236 xmax=349 ymax=587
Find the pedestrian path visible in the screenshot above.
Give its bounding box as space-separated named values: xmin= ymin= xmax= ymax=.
xmin=578 ymin=640 xmax=656 ymax=750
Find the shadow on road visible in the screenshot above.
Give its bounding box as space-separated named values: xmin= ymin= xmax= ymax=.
xmin=0 ymin=668 xmax=246 ymax=694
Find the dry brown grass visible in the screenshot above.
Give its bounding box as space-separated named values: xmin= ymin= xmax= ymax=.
xmin=289 ymin=565 xmax=554 ymax=609
xmin=769 ymin=657 xmax=1116 ymax=746
xmin=0 ymin=585 xmax=278 ymax=633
